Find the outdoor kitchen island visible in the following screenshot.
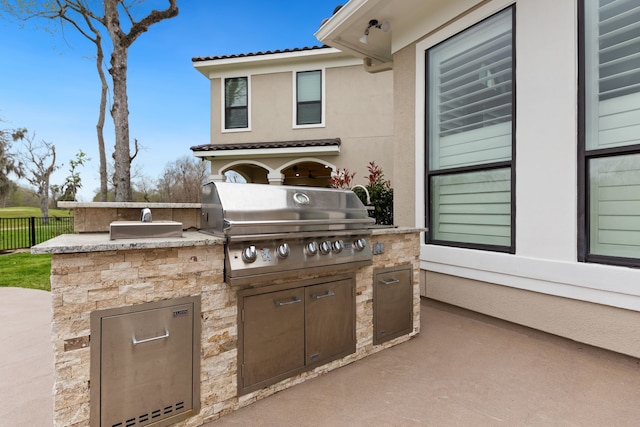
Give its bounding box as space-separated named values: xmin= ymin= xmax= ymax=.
xmin=33 ymin=219 xmax=422 ymax=426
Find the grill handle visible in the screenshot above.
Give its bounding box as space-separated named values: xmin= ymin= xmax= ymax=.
xmin=274 ymin=297 xmax=302 ymax=307
xmin=132 ymin=329 xmax=169 ymax=345
xmin=225 ymin=218 xmax=375 ymax=228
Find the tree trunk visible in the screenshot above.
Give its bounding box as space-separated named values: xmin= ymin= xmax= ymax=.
xmin=105 ymin=0 xmax=132 ymax=202
xmin=40 ymin=186 xmax=49 ymax=219
xmin=96 ymin=35 xmax=109 ymax=202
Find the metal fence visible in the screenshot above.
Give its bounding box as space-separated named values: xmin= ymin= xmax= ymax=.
xmin=0 ymin=217 xmax=74 ymax=251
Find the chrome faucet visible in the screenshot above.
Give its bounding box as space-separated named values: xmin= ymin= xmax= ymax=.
xmin=141 ymin=208 xmax=152 ymax=223
xmin=351 ymin=185 xmax=373 ymax=211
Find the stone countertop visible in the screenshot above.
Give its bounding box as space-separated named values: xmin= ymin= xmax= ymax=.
xmin=31 ymin=227 xmax=425 ymax=255
xmin=31 ymin=231 xmax=225 ymax=255
xmin=370 ymin=226 xmax=426 ymax=235
xmin=58 ymin=201 xmax=201 ymax=208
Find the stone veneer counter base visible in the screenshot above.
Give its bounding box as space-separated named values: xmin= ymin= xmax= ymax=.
xmin=33 ymin=228 xmax=423 ymax=426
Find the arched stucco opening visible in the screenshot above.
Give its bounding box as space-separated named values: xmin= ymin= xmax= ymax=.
xmin=223 ymin=170 xmax=247 ymax=183
xmin=220 ymin=163 xmax=270 ymax=184
xmin=281 ymin=160 xmax=334 ymax=187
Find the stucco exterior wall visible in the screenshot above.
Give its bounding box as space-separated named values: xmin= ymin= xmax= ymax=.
xmin=387 ymin=0 xmax=640 ymax=358
xmin=392 ymin=45 xmax=416 ymax=227
xmin=424 ymin=271 xmax=640 ymax=359
xmin=209 ymin=77 xmax=222 ymax=135
xmin=202 ymin=60 xmax=393 ymax=190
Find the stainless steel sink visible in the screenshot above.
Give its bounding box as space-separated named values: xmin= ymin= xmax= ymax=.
xmin=109 ymin=221 xmax=183 ymax=240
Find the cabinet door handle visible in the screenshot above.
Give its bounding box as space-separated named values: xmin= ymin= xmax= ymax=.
xmin=132 ymin=329 xmax=169 ymax=345
xmin=311 ymin=290 xmax=336 ymax=299
xmin=379 ymin=277 xmax=400 ymax=285
xmin=274 ymin=296 xmax=302 ymax=307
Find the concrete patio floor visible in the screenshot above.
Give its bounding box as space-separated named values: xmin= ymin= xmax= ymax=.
xmin=204 ymin=298 xmax=640 ymax=426
xmin=2 ymin=288 xmax=640 ymax=426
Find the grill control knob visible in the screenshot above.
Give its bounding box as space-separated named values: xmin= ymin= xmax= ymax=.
xmin=305 ymin=241 xmax=319 ymax=256
xmin=319 ymin=240 xmax=332 ymax=255
xmin=354 ymin=238 xmax=367 ymax=251
xmin=276 ymin=243 xmax=290 ymax=259
xmin=332 ymin=239 xmax=345 ymax=253
xmin=241 ymin=245 xmax=257 ymax=263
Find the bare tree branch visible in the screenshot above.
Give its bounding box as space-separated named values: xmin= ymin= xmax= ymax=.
xmin=3 ymin=0 xmax=180 ymax=201
xmin=18 ymin=133 xmax=59 ymax=218
xmin=123 ymin=0 xmax=178 ymax=47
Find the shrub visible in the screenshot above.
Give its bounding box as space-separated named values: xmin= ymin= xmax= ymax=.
xmin=331 ymin=161 xmax=394 ymax=226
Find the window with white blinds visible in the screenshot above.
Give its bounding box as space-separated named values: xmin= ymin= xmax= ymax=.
xmin=432 ymin=169 xmax=512 ymax=247
xmin=427 ymin=7 xmax=514 ymax=251
xmin=583 ymin=0 xmax=640 ymax=263
xmin=589 ymin=154 xmax=640 ymax=258
xmin=429 ymin=8 xmax=513 ymax=171
xmin=296 ymin=70 xmax=322 ymax=125
xmin=585 ymin=0 xmax=640 ymax=150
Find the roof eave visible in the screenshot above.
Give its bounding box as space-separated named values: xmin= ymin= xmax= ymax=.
xmin=192 ymin=46 xmax=351 ymax=78
xmin=314 ymin=0 xmax=392 ymax=64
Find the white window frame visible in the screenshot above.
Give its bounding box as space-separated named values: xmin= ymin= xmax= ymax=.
xmin=221 ymin=75 xmax=251 ymax=133
xmin=292 ymin=69 xmax=326 ymax=129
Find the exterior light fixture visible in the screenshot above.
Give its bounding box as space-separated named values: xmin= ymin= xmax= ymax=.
xmin=359 ymin=19 xmax=391 ymax=44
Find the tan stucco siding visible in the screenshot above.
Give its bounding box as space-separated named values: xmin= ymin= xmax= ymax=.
xmin=392 ymin=45 xmax=417 ymax=227
xmin=325 ymin=66 xmax=394 ymax=188
xmin=210 ymin=78 xmax=221 ymax=136
xmin=204 ymin=63 xmax=394 ymax=190
xmin=424 ymin=271 xmax=640 ymax=359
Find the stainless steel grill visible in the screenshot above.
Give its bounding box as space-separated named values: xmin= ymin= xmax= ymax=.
xmin=200 ymin=182 xmax=375 ymax=286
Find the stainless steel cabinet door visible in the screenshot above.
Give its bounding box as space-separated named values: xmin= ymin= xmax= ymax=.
xmin=241 ymin=288 xmax=305 ymax=391
xmin=99 ymin=301 xmax=196 ymax=427
xmin=374 ymin=266 xmax=413 ymax=345
xmin=305 ymin=279 xmax=355 ymax=365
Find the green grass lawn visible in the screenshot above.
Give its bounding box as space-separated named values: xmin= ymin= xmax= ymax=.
xmin=0 ymin=206 xmax=73 ymax=218
xmin=0 ymin=252 xmax=51 ymax=291
xmin=0 ymin=207 xmax=65 ymax=290
xmin=0 ymin=206 xmax=75 ymax=251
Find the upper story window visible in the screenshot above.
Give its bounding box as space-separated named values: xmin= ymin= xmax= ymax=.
xmin=579 ymin=0 xmax=640 ymax=266
xmin=225 ymin=77 xmax=248 ymax=130
xmin=296 ymin=70 xmax=322 ymax=126
xmin=426 ymin=6 xmax=515 ymax=252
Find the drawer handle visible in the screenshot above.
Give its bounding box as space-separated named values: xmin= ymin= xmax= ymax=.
xmin=311 ymin=290 xmax=336 ymax=300
xmin=274 ymin=296 xmax=302 ymax=307
xmin=132 ymin=329 xmax=169 ymax=345
xmin=379 ymin=278 xmax=400 ymax=285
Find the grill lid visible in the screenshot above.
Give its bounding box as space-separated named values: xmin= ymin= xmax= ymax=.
xmin=201 ymin=182 xmax=375 ymax=236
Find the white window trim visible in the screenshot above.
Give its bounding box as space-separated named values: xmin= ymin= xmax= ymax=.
xmin=292 ymin=68 xmax=326 ymax=129
xmin=221 ymin=75 xmax=251 ymax=133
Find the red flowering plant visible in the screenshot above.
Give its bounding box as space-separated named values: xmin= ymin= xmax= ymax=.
xmin=328 ymin=168 xmax=356 ymax=189
xmin=330 ymin=162 xmax=393 ymax=225
xmin=362 ymin=161 xmax=393 ymax=225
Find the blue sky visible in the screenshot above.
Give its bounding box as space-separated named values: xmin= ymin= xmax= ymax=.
xmin=0 ymin=1 xmax=341 ymax=201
